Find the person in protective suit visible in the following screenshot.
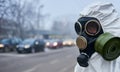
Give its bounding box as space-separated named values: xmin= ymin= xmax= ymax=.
xmin=74 ymin=2 xmax=120 ymax=72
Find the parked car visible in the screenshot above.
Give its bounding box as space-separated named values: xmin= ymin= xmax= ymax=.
xmin=46 ymin=39 xmax=63 ymax=49
xmin=0 ymin=38 xmax=22 ymax=52
xmin=16 ymin=39 xmax=45 ymax=53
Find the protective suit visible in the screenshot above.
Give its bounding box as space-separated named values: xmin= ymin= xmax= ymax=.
xmin=74 ymin=2 xmax=120 ymax=72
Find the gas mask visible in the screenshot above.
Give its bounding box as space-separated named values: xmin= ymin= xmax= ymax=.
xmin=74 ymin=17 xmax=120 ymax=67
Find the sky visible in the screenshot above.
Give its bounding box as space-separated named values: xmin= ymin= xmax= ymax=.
xmin=39 ymin=0 xmax=120 ymax=29
xmin=41 ymin=0 xmax=120 ymax=19
xmin=26 ymin=0 xmax=120 ymax=30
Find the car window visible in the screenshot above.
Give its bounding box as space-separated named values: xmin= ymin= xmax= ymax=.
xmin=21 ymin=39 xmax=34 ymax=44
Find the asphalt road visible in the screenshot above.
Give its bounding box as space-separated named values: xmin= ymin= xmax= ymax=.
xmin=0 ymin=46 xmax=79 ymax=72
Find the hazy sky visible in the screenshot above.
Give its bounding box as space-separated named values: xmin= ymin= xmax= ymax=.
xmin=42 ymin=0 xmax=120 ymax=18
xmin=39 ymin=0 xmax=120 ymax=29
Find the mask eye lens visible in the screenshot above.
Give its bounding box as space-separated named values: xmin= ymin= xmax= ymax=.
xmin=75 ymin=22 xmax=82 ymax=35
xmin=85 ymin=20 xmax=100 ymax=36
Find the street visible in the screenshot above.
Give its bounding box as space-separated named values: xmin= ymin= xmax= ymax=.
xmin=0 ymin=46 xmax=79 ymax=72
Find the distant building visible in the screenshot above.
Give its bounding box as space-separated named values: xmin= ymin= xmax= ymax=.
xmin=25 ymin=30 xmax=69 ymax=39
xmin=0 ymin=18 xmax=18 ymax=39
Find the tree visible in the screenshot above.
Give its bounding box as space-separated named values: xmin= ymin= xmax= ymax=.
xmin=0 ymin=0 xmax=46 ymax=39
xmin=52 ymin=17 xmax=76 ymax=38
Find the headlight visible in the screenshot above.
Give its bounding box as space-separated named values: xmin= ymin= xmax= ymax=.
xmin=35 ymin=41 xmax=39 ymax=45
xmin=63 ymin=42 xmax=67 ymax=45
xmin=24 ymin=45 xmax=30 ymax=49
xmin=53 ymin=42 xmax=58 ymax=46
xmin=46 ymin=42 xmax=50 ymax=46
xmin=16 ymin=45 xmax=19 ymax=48
xmin=0 ymin=44 xmax=4 ymax=48
xmin=68 ymin=42 xmax=72 ymax=45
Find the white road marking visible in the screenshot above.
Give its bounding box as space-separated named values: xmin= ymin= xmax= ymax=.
xmin=23 ymin=64 xmax=42 ymax=72
xmin=59 ymin=67 xmax=68 ymax=72
xmin=23 ymin=67 xmax=36 ymax=72
xmin=49 ymin=59 xmax=59 ymax=64
xmin=0 ymin=53 xmax=27 ymax=57
xmin=66 ymin=55 xmax=72 ymax=58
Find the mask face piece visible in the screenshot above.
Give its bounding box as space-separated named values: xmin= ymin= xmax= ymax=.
xmin=75 ymin=17 xmax=104 ymax=67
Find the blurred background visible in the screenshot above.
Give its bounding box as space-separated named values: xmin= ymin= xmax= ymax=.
xmin=0 ymin=0 xmax=119 ymax=72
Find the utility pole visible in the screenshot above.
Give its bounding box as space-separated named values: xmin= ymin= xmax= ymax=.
xmin=37 ymin=5 xmax=44 ymax=30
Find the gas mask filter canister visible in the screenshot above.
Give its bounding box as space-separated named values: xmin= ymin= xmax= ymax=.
xmin=95 ymin=32 xmax=120 ymax=61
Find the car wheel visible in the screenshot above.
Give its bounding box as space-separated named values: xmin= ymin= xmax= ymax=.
xmin=17 ymin=51 xmax=22 ymax=54
xmin=4 ymin=47 xmax=9 ymax=52
xmin=31 ymin=48 xmax=35 ymax=53
xmin=40 ymin=47 xmax=45 ymax=52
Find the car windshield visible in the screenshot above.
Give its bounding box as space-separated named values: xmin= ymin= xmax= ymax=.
xmin=0 ymin=39 xmax=10 ymax=44
xmin=46 ymin=39 xmax=57 ymax=43
xmin=21 ymin=39 xmax=34 ymax=45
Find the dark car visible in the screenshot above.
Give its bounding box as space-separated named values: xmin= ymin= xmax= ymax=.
xmin=0 ymin=39 xmax=12 ymax=52
xmin=16 ymin=39 xmax=45 ymax=53
xmin=0 ymin=38 xmax=22 ymax=52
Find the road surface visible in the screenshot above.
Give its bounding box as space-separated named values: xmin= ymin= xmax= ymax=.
xmin=0 ymin=46 xmax=79 ymax=72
